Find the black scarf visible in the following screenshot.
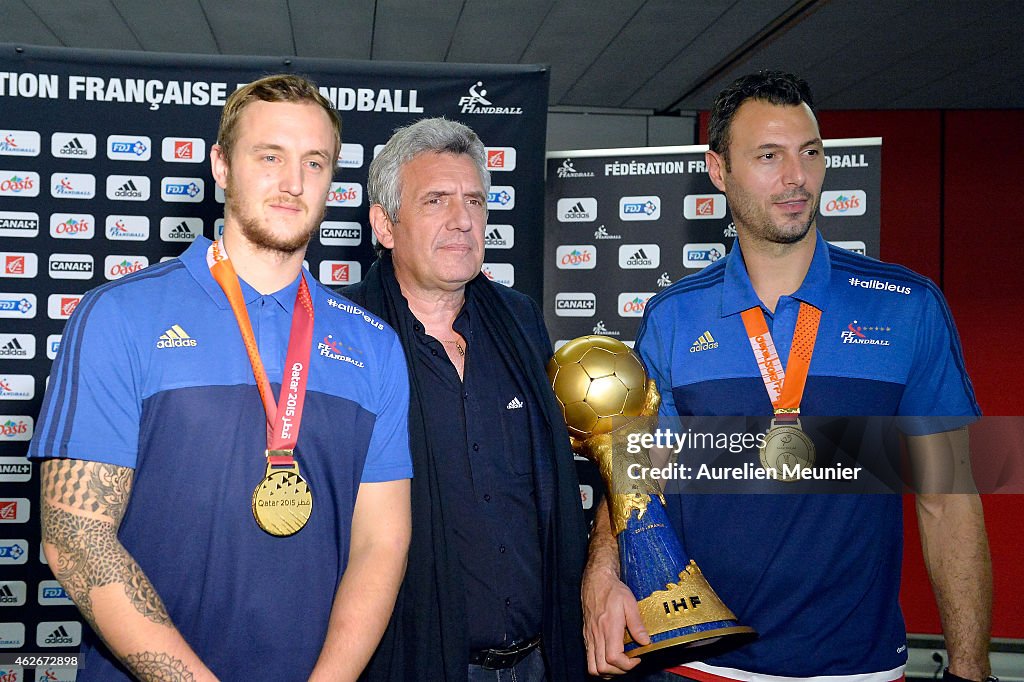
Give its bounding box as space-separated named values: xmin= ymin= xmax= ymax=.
xmin=344 ymin=253 xmax=587 ymax=681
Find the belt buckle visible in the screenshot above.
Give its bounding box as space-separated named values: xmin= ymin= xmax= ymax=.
xmin=477 ymin=636 xmax=539 ymax=670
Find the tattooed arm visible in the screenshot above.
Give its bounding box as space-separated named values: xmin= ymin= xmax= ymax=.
xmin=41 ymin=458 xmax=219 ymax=682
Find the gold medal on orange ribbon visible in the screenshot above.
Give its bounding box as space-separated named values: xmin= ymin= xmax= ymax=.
xmin=209 ymin=240 xmax=317 ymax=537
xmin=252 ymin=450 xmax=313 ymax=536
xmin=759 ymin=417 xmax=816 ymax=482
xmin=742 ymin=303 xmax=823 ymax=483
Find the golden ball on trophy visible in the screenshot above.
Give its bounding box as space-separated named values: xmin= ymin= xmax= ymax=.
xmin=546 ymin=335 xmax=648 ymax=439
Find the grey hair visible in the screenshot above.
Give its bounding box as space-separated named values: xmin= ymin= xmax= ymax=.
xmin=368 ymin=117 xmax=490 ymax=255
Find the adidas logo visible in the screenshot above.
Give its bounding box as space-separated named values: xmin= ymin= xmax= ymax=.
xmin=566 ymin=202 xmax=587 ymax=214
xmin=0 ymin=583 xmax=16 ymax=603
xmin=156 ymin=324 xmax=198 ymax=349
xmin=0 ymin=337 xmax=28 ymax=357
xmin=44 ymin=625 xmax=74 ymax=644
xmin=169 ymin=221 xmax=193 ymax=238
xmin=690 ymin=331 xmax=719 ymax=353
xmin=115 ymin=179 xmax=142 ymax=197
xmin=506 ymin=396 xmax=524 ymax=410
xmin=60 ymin=137 xmax=88 ymax=155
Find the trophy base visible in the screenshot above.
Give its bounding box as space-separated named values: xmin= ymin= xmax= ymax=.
xmin=626 ymin=624 xmax=757 ymax=658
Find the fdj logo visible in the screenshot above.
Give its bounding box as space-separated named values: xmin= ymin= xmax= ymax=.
xmin=623 ymin=202 xmax=655 ymax=215
xmin=165 ymin=182 xmax=200 ymax=197
xmin=488 ymin=190 xmax=511 ymax=205
xmin=111 ymin=140 xmax=147 ymax=156
xmin=0 ymin=542 xmax=24 ymax=559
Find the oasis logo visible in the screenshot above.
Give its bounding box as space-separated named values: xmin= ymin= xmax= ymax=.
xmin=50 ymin=213 xmax=95 ymax=239
xmin=484 ymin=225 xmax=514 ymax=249
xmin=557 ymin=197 xmax=597 ymax=222
xmin=820 ymin=190 xmax=866 ymax=216
xmin=619 ymin=244 xmax=660 ymax=269
xmin=51 ymin=132 xmax=97 ymax=158
xmin=106 ymin=215 xmax=150 ymax=241
xmin=161 ymin=137 xmax=206 ymax=163
xmin=556 ymin=245 xmax=596 ymax=269
xmin=554 ymin=292 xmax=596 ymax=317
xmin=683 ymin=243 xmax=726 ymax=269
xmin=619 ymin=196 xmax=660 ymax=221
xmin=106 ymin=175 xmax=151 ymax=201
xmin=319 ymin=222 xmax=361 ymax=246
xmin=486 ymin=147 xmax=517 ymax=171
xmin=683 ymin=194 xmax=727 ymax=220
xmin=0 ymin=129 xmax=40 ymax=156
xmin=0 ymin=211 xmax=40 ymax=238
xmin=160 ymin=217 xmax=201 ymax=242
xmin=458 ymin=81 xmax=523 ymax=115
xmin=50 ymin=173 xmax=96 ymax=199
xmin=487 ymin=186 xmax=515 ymax=210
xmin=47 ymin=294 xmax=81 ymax=320
xmin=48 ymin=253 xmax=94 ymax=280
xmin=326 ymin=184 xmax=362 ymax=207
xmin=161 ymin=177 xmax=204 ymax=202
xmin=481 ymin=263 xmax=514 ymax=287
xmin=0 ymin=172 xmax=39 ymax=196
xmin=105 ymin=256 xmax=149 ymax=280
xmin=107 ymin=135 xmax=151 ymax=160
xmin=618 ymin=292 xmax=654 ymax=318
xmin=319 ymin=260 xmax=362 ymax=285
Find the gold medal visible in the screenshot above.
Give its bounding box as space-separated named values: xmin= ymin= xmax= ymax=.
xmin=251 ymin=454 xmax=313 ymax=536
xmin=759 ymin=418 xmax=816 ymax=482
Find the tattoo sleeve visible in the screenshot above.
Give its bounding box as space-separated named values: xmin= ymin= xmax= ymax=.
xmin=124 ymin=651 xmax=197 ymax=682
xmin=41 ymin=459 xmax=171 ymax=627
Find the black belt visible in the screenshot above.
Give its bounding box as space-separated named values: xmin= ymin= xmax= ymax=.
xmin=468 ymin=635 xmax=541 ymax=670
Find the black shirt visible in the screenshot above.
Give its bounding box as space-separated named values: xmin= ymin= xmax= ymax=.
xmin=404 ymin=300 xmax=543 ymax=650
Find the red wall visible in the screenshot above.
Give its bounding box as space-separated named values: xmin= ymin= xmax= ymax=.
xmin=699 ymin=109 xmax=1024 ymax=638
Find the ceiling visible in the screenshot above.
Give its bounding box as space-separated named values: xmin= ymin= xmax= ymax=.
xmin=1 ymin=0 xmax=1021 ymax=112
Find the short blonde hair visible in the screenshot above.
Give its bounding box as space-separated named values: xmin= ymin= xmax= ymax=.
xmin=217 ymin=73 xmax=341 ymax=162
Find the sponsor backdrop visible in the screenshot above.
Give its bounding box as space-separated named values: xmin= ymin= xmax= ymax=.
xmin=0 ymin=43 xmax=548 ymax=676
xmin=544 ymin=140 xmax=881 ymax=523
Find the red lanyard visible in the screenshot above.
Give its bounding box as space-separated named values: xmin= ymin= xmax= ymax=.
xmin=207 ymin=240 xmax=314 ymax=465
xmin=740 ymin=302 xmax=821 ymax=421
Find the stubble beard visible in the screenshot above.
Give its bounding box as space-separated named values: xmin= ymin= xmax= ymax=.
xmin=728 ymin=181 xmax=819 ymax=246
xmin=226 ymin=180 xmax=324 ymax=256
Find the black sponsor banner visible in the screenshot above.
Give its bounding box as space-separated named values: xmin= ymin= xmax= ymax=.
xmin=544 ymin=141 xmax=881 ymax=523
xmin=0 ymin=43 xmax=548 ymax=660
xmin=543 ymin=140 xmax=881 ymax=344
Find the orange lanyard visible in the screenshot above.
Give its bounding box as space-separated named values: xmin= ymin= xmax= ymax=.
xmin=740 ymin=302 xmax=821 ymax=420
xmin=207 ymin=240 xmax=314 ymax=465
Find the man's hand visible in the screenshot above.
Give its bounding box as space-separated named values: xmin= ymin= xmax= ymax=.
xmin=581 ymin=498 xmax=650 ymax=676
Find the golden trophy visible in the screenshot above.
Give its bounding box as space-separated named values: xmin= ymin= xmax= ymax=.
xmin=548 ymin=335 xmax=755 ymax=657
